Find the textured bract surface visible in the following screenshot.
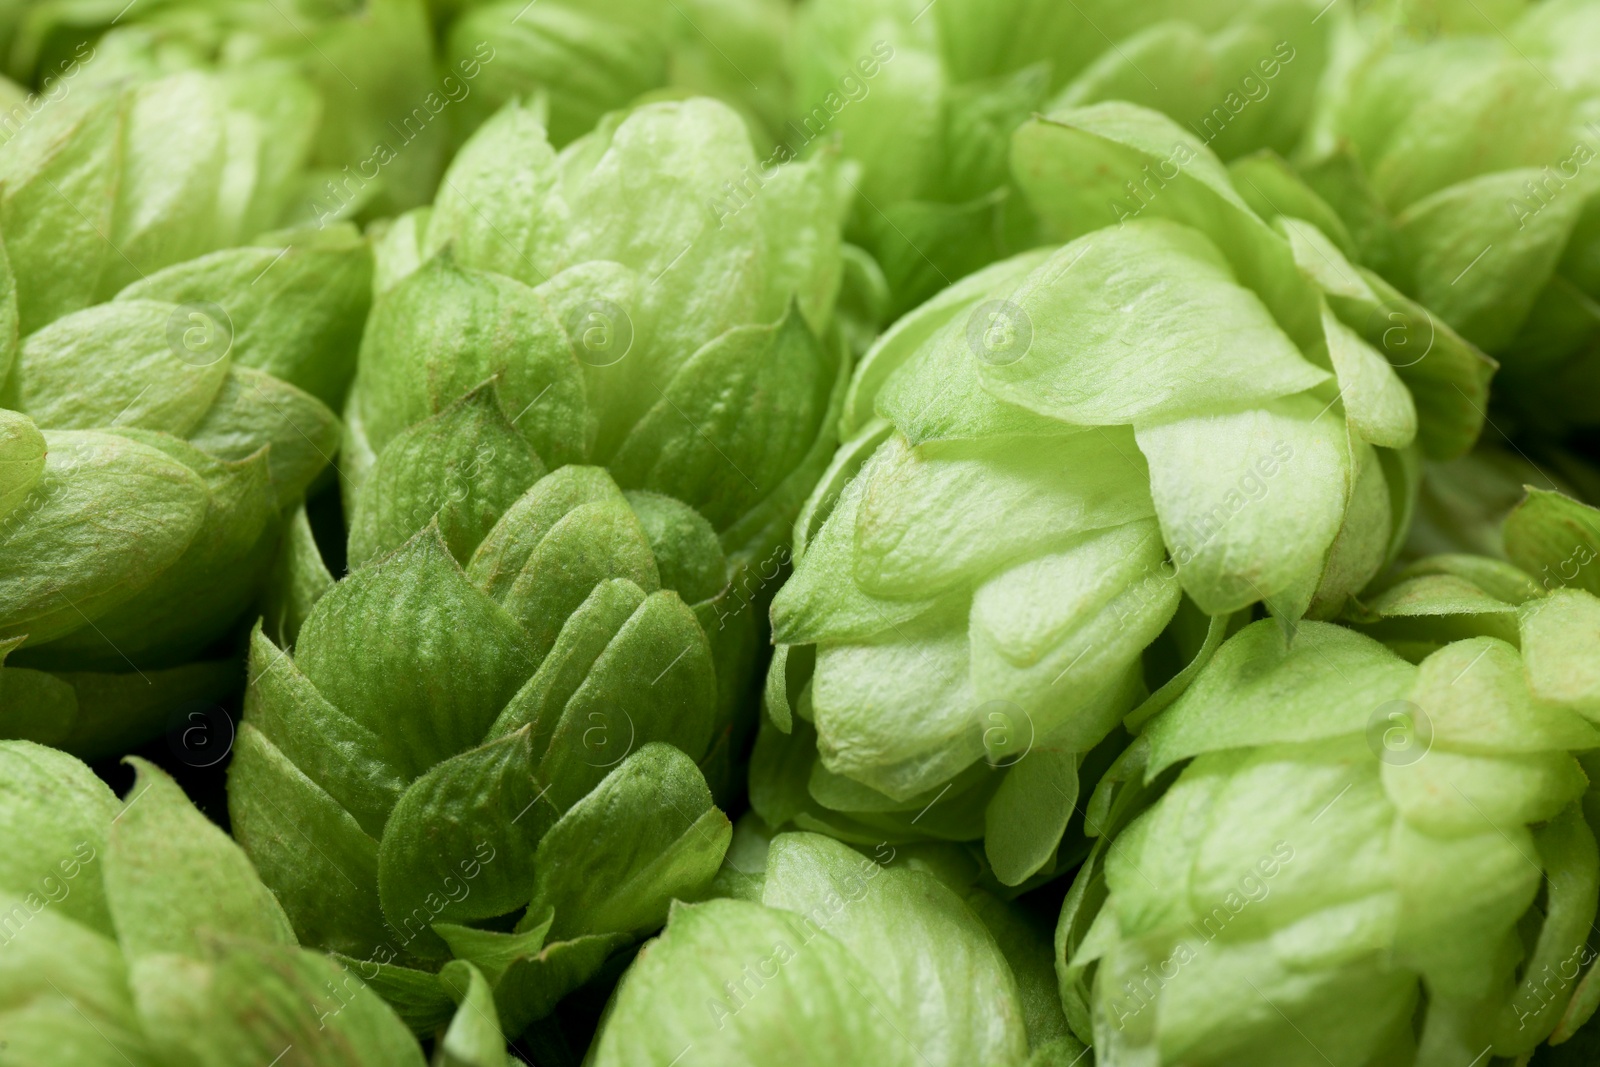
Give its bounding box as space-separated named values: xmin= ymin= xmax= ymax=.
xmin=234 ymin=94 xmax=852 ymax=1037
xmin=588 ymin=827 xmax=1085 ymax=1066
xmin=1300 ymin=0 xmax=1600 ymax=436
xmin=350 ymin=95 xmax=847 ymax=574
xmin=762 ymin=100 xmax=1489 ymax=890
xmin=1060 ymin=582 xmax=1600 ymax=1065
xmin=230 ymin=468 xmax=737 ymax=1037
xmin=0 ymin=741 xmax=444 ymax=1067
xmin=0 ymin=63 xmax=372 ymax=756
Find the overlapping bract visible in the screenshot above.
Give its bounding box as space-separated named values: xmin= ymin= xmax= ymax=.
xmin=756 ymin=101 xmax=1492 ymax=889
xmin=0 ymin=67 xmax=321 ymax=335
xmin=231 ymin=94 xmax=851 ymax=1037
xmin=1301 ymin=0 xmax=1600 ymax=437
xmin=1059 ymin=593 xmax=1600 ymax=1065
xmin=0 ymin=64 xmax=371 ymax=756
xmin=4 ymin=3 xmax=1599 ymax=1063
xmin=587 ymin=827 xmax=1084 ymax=1067
xmin=786 ymin=0 xmax=1336 ymax=314
xmin=440 ymin=0 xmax=793 ymax=152
xmin=229 ymin=499 xmax=734 ymax=1037
xmin=2 ymin=0 xmax=447 ymax=219
xmin=349 ymin=95 xmax=847 ymax=572
xmin=0 ymin=741 xmax=442 ymax=1067
xmin=338 ymin=92 xmax=850 ymax=783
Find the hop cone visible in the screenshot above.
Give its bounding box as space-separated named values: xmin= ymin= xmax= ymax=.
xmin=0 ymin=68 xmax=370 ymax=757
xmin=231 ymin=95 xmax=848 ymax=1035
xmin=1301 ymin=0 xmax=1600 ymax=436
xmin=760 ymin=102 xmax=1497 ymax=888
xmin=0 ymin=741 xmax=440 ymax=1065
xmin=0 ymin=62 xmax=326 ymax=334
xmin=4 ymin=0 xmax=447 ymax=217
xmin=587 ymin=828 xmax=1084 ymax=1067
xmin=442 ymin=0 xmax=793 ymax=152
xmin=787 ymin=0 xmax=1336 ymax=314
xmin=1059 ymin=577 xmax=1600 ymax=1065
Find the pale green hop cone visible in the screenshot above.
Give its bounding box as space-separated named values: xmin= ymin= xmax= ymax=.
xmin=1057 ymin=581 xmax=1600 ymax=1065
xmin=586 ymin=825 xmax=1086 ymax=1067
xmin=1047 ymin=0 xmax=1333 ymax=164
xmin=441 ymin=0 xmax=794 ymax=153
xmin=0 ymin=740 xmax=478 ymax=1067
xmin=1342 ymin=488 xmax=1600 ymax=1049
xmin=0 ymin=57 xmax=374 ymax=397
xmin=1298 ymin=0 xmax=1600 ymax=437
xmin=758 ymin=100 xmax=1494 ymax=889
xmin=0 ymin=240 xmax=370 ymax=754
xmin=0 ymin=61 xmax=323 ymax=335
xmin=786 ymin=0 xmax=1336 ymax=315
xmin=0 ymin=216 xmax=371 ymax=748
xmin=0 ymin=31 xmax=381 ymax=754
xmin=4 ymin=0 xmax=447 ymax=220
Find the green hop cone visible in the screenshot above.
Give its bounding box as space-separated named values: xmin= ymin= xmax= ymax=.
xmin=4 ymin=0 xmax=447 ymax=220
xmin=787 ymin=0 xmax=1044 ymax=315
xmin=341 ymin=93 xmax=849 ymax=795
xmin=586 ymin=824 xmax=1085 ymax=1067
xmin=785 ymin=0 xmax=1335 ymax=316
xmin=441 ymin=0 xmax=793 ymax=152
xmin=1298 ymin=0 xmax=1600 ymax=437
xmin=350 ymin=93 xmax=847 ymax=598
xmin=0 ymin=226 xmax=369 ymax=756
xmin=0 ymin=16 xmax=379 ymax=757
xmin=226 ymin=503 xmax=736 ymax=1034
xmin=0 ymin=64 xmax=322 ymax=334
xmin=1057 ymin=580 xmax=1600 ymax=1065
xmin=230 ymin=93 xmax=850 ymax=1037
xmin=1048 ymin=0 xmax=1333 ymax=164
xmin=759 ymin=101 xmax=1498 ymax=890
xmin=0 ymin=740 xmax=465 ymax=1067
